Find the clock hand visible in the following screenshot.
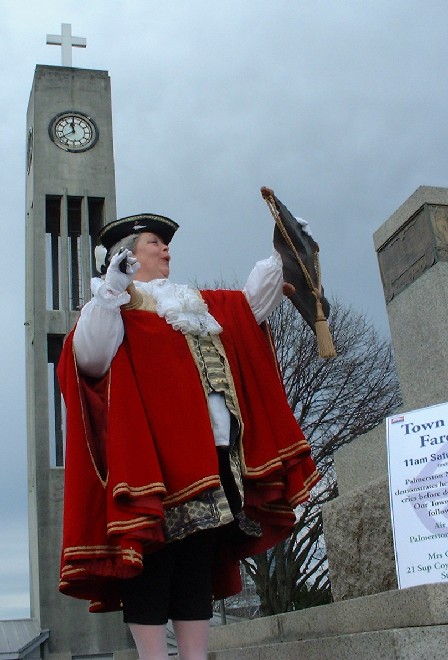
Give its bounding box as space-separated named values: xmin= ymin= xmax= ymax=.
xmin=62 ymin=123 xmax=75 ymax=138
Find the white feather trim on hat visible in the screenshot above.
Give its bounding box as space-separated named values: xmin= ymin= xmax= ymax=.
xmin=94 ymin=245 xmax=108 ymax=273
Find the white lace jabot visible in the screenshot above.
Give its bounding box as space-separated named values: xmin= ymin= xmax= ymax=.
xmin=135 ymin=279 xmax=223 ymax=337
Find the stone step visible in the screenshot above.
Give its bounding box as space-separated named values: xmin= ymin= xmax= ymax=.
xmin=207 ymin=625 xmax=448 ymax=660
xmin=207 ymin=584 xmax=448 ymax=659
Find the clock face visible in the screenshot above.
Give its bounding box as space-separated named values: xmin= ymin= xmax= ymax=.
xmin=49 ymin=111 xmax=99 ymax=152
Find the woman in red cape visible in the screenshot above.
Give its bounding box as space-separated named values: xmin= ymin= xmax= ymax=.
xmin=58 ymin=212 xmax=319 ymax=659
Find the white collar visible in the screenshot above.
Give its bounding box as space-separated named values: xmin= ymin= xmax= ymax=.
xmin=135 ymin=279 xmax=222 ymax=336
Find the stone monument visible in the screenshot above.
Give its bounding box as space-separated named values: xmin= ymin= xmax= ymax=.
xmin=324 ymin=186 xmax=448 ymax=601
xmin=208 ymin=186 xmax=448 ymax=658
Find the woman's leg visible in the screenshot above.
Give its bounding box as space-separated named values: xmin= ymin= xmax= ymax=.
xmin=128 ymin=623 xmax=168 ymax=660
xmin=172 ymin=619 xmax=210 ymax=660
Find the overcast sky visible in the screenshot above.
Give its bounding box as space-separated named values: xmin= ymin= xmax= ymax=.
xmin=2 ymin=0 xmax=448 ymax=620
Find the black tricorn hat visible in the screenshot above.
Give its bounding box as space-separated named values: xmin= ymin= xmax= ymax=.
xmin=261 ymin=187 xmax=336 ymax=359
xmin=98 ymin=213 xmax=179 ymax=251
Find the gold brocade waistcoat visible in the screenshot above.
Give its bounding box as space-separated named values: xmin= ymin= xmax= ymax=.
xmin=187 ymin=334 xmax=240 ymax=422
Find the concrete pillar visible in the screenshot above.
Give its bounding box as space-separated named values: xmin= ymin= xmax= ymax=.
xmin=26 ymin=65 xmax=133 ymax=656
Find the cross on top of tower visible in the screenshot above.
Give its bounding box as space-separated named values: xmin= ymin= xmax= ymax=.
xmin=46 ymin=23 xmax=86 ymax=67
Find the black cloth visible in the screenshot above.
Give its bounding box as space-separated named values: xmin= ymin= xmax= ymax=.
xmin=272 ymin=195 xmax=330 ymax=331
xmin=121 ymin=530 xmax=216 ymax=624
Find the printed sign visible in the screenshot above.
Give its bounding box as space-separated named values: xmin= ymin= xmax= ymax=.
xmin=387 ymin=402 xmax=448 ymax=588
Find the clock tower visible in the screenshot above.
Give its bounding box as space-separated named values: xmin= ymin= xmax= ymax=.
xmin=25 ymin=36 xmax=134 ymax=657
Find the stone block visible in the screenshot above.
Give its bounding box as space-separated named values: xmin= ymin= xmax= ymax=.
xmin=210 ymin=624 xmax=448 ymax=660
xmin=334 ymin=422 xmax=388 ymax=495
xmin=209 ymin=584 xmax=448 ymax=657
xmin=209 ymin=647 xmax=260 ymax=660
xmin=322 ymin=476 xmax=396 ymax=600
xmin=270 ymin=632 xmax=398 ymax=660
xmin=208 ymin=614 xmax=279 ymax=652
xmin=259 ymin=642 xmax=303 ymax=659
xmin=282 ymin=627 xmax=448 ymax=660
xmin=386 ymin=262 xmax=448 ymax=411
xmin=279 ymin=583 xmax=448 ymax=639
xmin=394 ymin=625 xmax=448 ymax=659
xmin=113 ymin=651 xmax=138 ymax=660
xmin=373 ymin=186 xmax=448 ymax=251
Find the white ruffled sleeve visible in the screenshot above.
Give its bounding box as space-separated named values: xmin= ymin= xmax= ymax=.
xmin=73 ymin=278 xmax=126 ymax=378
xmin=243 ymin=251 xmax=284 ymax=324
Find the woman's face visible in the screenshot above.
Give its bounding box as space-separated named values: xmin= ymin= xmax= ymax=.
xmin=132 ymin=232 xmax=170 ymax=282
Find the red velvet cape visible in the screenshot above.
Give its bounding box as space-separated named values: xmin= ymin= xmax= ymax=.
xmin=58 ymin=289 xmax=319 ymax=612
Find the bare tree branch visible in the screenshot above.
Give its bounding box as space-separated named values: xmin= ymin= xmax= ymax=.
xmin=237 ymin=297 xmax=401 ymax=615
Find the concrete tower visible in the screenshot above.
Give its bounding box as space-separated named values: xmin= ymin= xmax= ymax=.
xmin=25 ymin=27 xmax=134 ymax=657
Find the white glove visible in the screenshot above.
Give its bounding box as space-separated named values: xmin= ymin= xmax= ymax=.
xmin=104 ymin=249 xmax=140 ymax=294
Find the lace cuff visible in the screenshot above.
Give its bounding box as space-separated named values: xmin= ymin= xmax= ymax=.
xmin=90 ymin=277 xmax=131 ymax=310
